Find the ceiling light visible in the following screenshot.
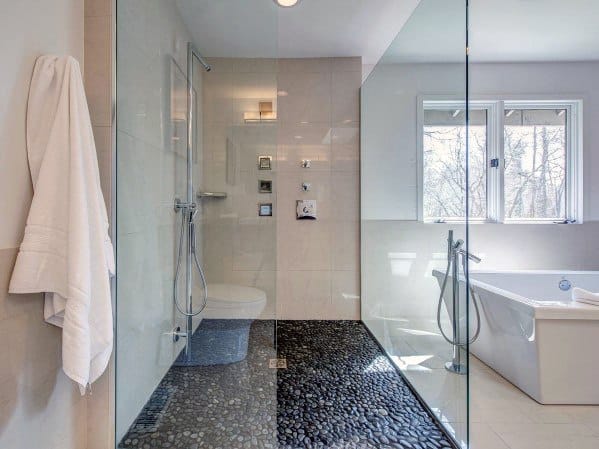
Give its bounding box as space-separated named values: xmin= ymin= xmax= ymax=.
xmin=274 ymin=0 xmax=300 ymax=7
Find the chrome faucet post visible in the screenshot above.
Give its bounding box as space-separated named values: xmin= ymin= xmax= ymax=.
xmin=444 ymin=231 xmax=482 ymax=375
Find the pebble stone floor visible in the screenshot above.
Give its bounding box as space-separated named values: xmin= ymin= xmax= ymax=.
xmin=119 ymin=320 xmax=455 ymax=449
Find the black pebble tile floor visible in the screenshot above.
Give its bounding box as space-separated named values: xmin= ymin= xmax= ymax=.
xmin=119 ymin=320 xmax=455 ymax=449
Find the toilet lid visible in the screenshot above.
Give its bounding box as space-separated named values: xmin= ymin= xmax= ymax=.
xmin=206 ymin=283 xmax=266 ymax=306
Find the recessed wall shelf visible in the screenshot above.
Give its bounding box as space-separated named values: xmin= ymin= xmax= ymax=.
xmin=197 ymin=191 xmax=227 ymax=199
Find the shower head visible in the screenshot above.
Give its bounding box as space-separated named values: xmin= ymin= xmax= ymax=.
xmin=188 ymin=42 xmax=212 ymax=72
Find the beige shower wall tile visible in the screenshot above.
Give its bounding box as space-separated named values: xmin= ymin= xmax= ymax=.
xmin=277 ymin=70 xmax=331 ymax=124
xmin=233 ymin=222 xmax=276 ymax=271
xmin=332 ymin=221 xmax=360 ymax=271
xmin=331 ymin=171 xmax=360 ymax=221
xmin=232 ymin=71 xmax=278 ymax=125
xmin=276 ymin=171 xmax=331 ymax=223
xmin=277 ymin=123 xmax=332 ymax=171
xmin=331 ymin=270 xmax=360 ymax=320
xmin=277 ymin=220 xmax=332 ymax=271
xmin=276 ymin=270 xmax=332 ymax=320
xmin=205 ymin=57 xmax=236 ymax=73
xmin=278 ymin=58 xmax=332 ymax=73
xmin=234 ymin=58 xmax=278 ymax=73
xmin=201 ymin=57 xmax=361 ymax=321
xmin=331 ymin=124 xmax=360 ymax=171
xmin=332 ymin=70 xmax=361 ymax=124
xmin=331 ymin=57 xmax=362 ymax=73
xmin=85 ymin=15 xmax=112 ymax=126
xmin=202 ymin=70 xmax=234 ymax=124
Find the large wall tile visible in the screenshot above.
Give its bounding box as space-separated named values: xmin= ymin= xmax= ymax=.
xmin=331 ymin=270 xmax=361 ymax=320
xmin=277 ymin=124 xmax=332 ymax=172
xmin=277 ymin=220 xmax=332 ymax=271
xmin=332 ymin=70 xmax=361 ymax=124
xmin=276 ymin=270 xmax=332 ymax=320
xmin=278 ymin=71 xmax=332 ymax=124
xmin=332 ymin=221 xmax=360 ymax=271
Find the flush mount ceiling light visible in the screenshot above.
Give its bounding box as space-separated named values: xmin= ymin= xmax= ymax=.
xmin=274 ymin=0 xmax=300 ymax=7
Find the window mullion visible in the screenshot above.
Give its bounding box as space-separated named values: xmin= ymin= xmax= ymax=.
xmin=486 ymin=101 xmax=503 ymax=222
xmin=497 ymin=101 xmax=505 ymax=222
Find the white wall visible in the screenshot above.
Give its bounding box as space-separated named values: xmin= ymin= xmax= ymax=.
xmin=0 ymin=1 xmax=87 ymax=448
xmin=361 ymin=61 xmax=599 ymax=325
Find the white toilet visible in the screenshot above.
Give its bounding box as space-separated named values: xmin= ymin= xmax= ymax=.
xmin=203 ymin=283 xmax=267 ymax=320
xmin=178 ymin=283 xmax=268 ymax=366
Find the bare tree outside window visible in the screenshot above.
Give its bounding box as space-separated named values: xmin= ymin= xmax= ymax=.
xmin=423 ymin=109 xmax=487 ymax=220
xmin=504 ymin=109 xmax=566 ymax=220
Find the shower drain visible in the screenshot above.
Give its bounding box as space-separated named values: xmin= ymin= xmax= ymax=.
xmin=130 ymin=385 xmax=177 ymax=433
xmin=269 ymin=358 xmax=287 ymax=369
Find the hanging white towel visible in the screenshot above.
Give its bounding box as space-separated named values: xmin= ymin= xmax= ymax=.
xmin=9 ymin=55 xmax=115 ymax=394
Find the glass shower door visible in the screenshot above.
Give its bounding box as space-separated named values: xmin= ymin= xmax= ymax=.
xmin=360 ymin=0 xmax=471 ymax=447
xmin=115 ymin=1 xmax=279 ymax=448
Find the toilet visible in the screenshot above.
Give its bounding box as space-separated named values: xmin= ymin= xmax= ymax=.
xmin=176 ymin=284 xmax=267 ymax=366
xmin=203 ymin=283 xmax=267 ymax=320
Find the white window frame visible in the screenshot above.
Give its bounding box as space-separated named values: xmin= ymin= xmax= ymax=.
xmin=418 ymin=98 xmax=583 ymax=224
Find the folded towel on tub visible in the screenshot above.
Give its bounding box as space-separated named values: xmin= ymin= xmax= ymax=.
xmin=572 ymin=287 xmax=599 ymax=305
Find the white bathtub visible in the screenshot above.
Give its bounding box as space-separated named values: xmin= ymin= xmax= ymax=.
xmin=433 ymin=270 xmax=599 ymax=405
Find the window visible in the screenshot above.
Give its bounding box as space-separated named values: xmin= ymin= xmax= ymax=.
xmin=420 ymin=100 xmax=582 ymax=223
xmin=422 ymin=107 xmax=487 ymax=221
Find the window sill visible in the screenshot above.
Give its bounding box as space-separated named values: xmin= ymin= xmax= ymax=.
xmin=423 ymin=219 xmax=581 ymax=225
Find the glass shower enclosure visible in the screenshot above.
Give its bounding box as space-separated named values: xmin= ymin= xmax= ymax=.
xmin=115 ymin=0 xmax=279 ymax=446
xmin=361 ymin=0 xmax=471 ymax=447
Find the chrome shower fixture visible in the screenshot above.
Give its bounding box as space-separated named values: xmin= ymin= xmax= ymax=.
xmin=436 ymin=230 xmax=482 ymax=375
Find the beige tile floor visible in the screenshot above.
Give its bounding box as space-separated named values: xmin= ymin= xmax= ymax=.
xmin=387 ymin=321 xmax=599 ymax=449
xmin=469 ymin=356 xmax=599 ymax=449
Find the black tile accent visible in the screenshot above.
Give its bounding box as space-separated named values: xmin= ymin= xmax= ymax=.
xmin=276 ymin=321 xmax=455 ymax=449
xmin=119 ymin=320 xmax=455 ymax=449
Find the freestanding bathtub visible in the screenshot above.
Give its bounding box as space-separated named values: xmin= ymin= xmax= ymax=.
xmin=433 ymin=270 xmax=599 ymax=405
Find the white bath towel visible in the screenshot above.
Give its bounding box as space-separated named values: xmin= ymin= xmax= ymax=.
xmin=572 ymin=287 xmax=599 ymax=306
xmin=9 ymin=55 xmax=115 ymax=394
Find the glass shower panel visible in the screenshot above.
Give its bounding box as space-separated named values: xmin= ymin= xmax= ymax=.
xmin=116 ymin=1 xmax=279 ymax=448
xmin=361 ymin=0 xmax=470 ymax=447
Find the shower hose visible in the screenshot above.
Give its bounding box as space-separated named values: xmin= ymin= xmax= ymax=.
xmin=173 ymin=208 xmax=208 ymax=317
xmin=436 ymin=251 xmax=482 ymax=346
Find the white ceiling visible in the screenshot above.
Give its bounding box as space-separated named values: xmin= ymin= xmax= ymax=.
xmin=175 ymin=0 xmax=419 ymax=66
xmin=470 ymin=0 xmax=599 ymax=62
xmin=382 ymin=0 xmax=599 ymax=63
xmin=175 ymin=0 xmax=599 ymax=67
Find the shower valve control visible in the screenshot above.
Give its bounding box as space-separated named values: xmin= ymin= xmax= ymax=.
xmin=296 ymin=200 xmax=317 ymax=220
